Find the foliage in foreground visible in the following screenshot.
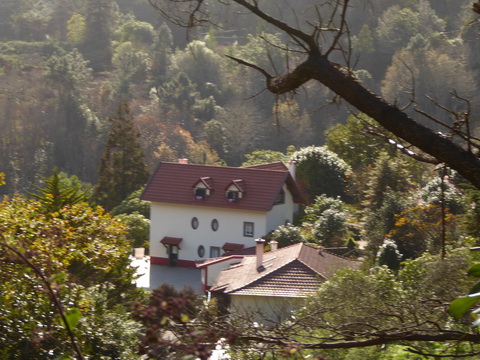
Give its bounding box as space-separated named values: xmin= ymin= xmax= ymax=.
xmin=0 ymin=196 xmax=142 ymax=359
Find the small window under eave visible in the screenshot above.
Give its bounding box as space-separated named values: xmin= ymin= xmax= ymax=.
xmin=225 ymin=179 xmax=245 ymax=203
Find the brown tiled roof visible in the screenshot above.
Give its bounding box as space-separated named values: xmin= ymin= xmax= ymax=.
xmin=222 ymin=242 xmax=245 ymax=252
xmin=141 ymin=162 xmax=304 ymax=211
xmin=210 ymin=243 xmax=362 ymax=298
xmin=160 ymin=236 xmax=183 ymax=246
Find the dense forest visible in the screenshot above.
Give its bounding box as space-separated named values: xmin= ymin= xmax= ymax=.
xmin=1 ymin=0 xmax=478 ymax=197
xmin=4 ymin=0 xmax=480 ymax=358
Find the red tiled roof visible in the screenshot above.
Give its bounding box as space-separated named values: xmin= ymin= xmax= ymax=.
xmin=210 ymin=243 xmax=362 ymax=298
xmin=141 ymin=162 xmax=304 ymax=211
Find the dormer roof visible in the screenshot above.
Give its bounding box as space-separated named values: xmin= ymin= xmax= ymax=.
xmin=194 ymin=176 xmax=214 ymax=190
xmin=141 ymin=162 xmax=304 ymax=211
xmin=226 ymin=179 xmax=246 ymax=192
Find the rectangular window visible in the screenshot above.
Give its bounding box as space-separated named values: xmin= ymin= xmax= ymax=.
xmin=274 ymin=189 xmax=285 ymax=205
xmin=195 ymin=187 xmax=207 ymax=199
xmin=243 ymin=222 xmax=254 ymax=237
xmin=227 ymin=190 xmax=239 ymax=203
xmin=210 ymin=246 xmax=220 ymax=258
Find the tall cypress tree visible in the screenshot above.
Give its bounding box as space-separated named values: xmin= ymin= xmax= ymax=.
xmin=95 ymin=100 xmax=149 ymax=211
xmin=81 ymin=0 xmax=113 ymax=72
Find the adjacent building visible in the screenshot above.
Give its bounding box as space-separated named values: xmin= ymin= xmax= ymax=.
xmin=208 ymin=241 xmax=363 ymax=322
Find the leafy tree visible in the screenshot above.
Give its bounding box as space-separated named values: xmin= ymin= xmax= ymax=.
xmin=381 ymin=46 xmax=478 ymax=126
xmin=158 ymin=72 xmax=199 ymax=113
xmin=66 ymin=13 xmax=86 ymax=45
xmin=215 ymin=100 xmax=268 ymax=165
xmin=461 ymin=186 xmax=480 ymax=239
xmin=110 ymin=188 xmax=150 ymax=218
xmin=95 ymin=100 xmax=149 ymax=211
xmin=241 ymin=149 xmax=289 ymax=167
xmin=112 ymin=41 xmax=151 ymax=97
xmin=419 ymin=174 xmax=464 ymax=214
xmin=266 ymin=224 xmax=306 ymax=248
xmin=203 ymin=119 xmax=228 ymax=161
xmin=0 ymin=196 xmax=141 ymax=358
xmin=363 ymin=190 xmax=410 ymax=259
xmin=46 ymin=49 xmax=100 ymax=181
xmin=377 ymin=239 xmax=402 ymax=271
xmin=293 ymin=249 xmax=474 ymax=355
xmin=168 ymin=40 xmax=224 ymax=98
xmin=133 ymin=283 xmax=214 ymax=360
xmin=290 ymin=146 xmax=351 ymax=201
xmin=266 ymin=99 xmax=315 ymax=151
xmin=115 ymin=212 xmax=150 ymax=249
xmin=118 ymin=20 xmax=155 ymax=45
xmin=325 ymin=114 xmax=389 ymax=170
xmin=387 ymin=204 xmax=459 ymax=260
xmin=375 ymin=4 xmax=444 ymax=56
xmin=363 ymin=152 xmax=413 ymax=212
xmin=302 ymin=195 xmax=351 ymax=247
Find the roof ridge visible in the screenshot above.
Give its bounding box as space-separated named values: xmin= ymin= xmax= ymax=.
xmin=163 ymin=161 xmax=288 ymax=172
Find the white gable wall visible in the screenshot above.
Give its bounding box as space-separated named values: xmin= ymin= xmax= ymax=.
xmin=265 ymin=184 xmax=295 ymax=230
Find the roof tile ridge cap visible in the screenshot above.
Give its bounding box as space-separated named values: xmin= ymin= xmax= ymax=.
xmin=275 ymin=242 xmax=303 ymax=252
xmin=243 ymin=161 xmax=287 ymax=168
xmin=165 ymin=161 xmax=240 ymax=169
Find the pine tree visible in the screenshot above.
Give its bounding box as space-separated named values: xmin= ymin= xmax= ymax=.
xmin=95 ymin=100 xmax=149 ymax=211
xmin=29 ymin=168 xmax=91 ymax=214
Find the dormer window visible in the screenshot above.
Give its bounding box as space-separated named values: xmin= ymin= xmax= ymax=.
xmin=226 ymin=190 xmax=239 ymax=203
xmin=195 ymin=187 xmax=207 ymax=200
xmin=225 ymin=179 xmax=245 ymax=204
xmin=192 ymin=177 xmax=213 ymax=201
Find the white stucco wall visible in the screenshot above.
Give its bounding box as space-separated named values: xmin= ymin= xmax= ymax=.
xmin=230 ymin=295 xmax=304 ymax=324
xmin=150 ymin=203 xmax=266 ymax=263
xmin=200 ymin=257 xmax=244 ymax=288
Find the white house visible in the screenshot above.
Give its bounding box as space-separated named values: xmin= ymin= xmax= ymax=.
xmin=141 ymin=160 xmax=304 ymax=268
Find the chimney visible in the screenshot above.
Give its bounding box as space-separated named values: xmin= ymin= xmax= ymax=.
xmin=255 ymin=238 xmax=265 ymax=270
xmin=178 ymin=158 xmax=189 ymax=164
xmin=288 ymin=160 xmax=296 ymax=179
xmin=270 ymin=240 xmax=278 ymax=252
